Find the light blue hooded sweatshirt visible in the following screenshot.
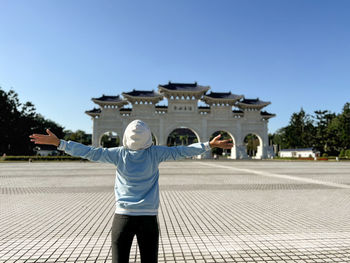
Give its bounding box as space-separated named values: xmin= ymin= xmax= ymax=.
xmin=57 ymin=121 xmax=211 ymax=215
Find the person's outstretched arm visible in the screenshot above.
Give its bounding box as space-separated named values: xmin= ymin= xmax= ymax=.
xmin=154 ymin=134 xmax=233 ymax=162
xmin=29 ymin=129 xmax=120 ymax=165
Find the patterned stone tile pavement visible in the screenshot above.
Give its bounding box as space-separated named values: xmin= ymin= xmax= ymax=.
xmin=0 ymin=161 xmax=349 ymax=262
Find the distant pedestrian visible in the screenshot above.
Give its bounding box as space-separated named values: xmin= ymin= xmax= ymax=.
xmin=29 ymin=120 xmax=233 ymax=263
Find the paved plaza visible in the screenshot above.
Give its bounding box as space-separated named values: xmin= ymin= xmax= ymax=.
xmin=1 ymin=161 xmax=350 ymax=263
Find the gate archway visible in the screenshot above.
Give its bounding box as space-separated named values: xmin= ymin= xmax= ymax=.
xmin=166 ymin=127 xmax=200 ymax=146
xmin=99 ymin=131 xmax=121 ymax=147
xmin=243 ymin=133 xmax=263 ymax=159
xmin=209 ymin=130 xmax=235 ymax=159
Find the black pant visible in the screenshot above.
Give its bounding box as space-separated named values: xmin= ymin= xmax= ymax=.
xmin=111 ymin=214 xmax=159 ymax=263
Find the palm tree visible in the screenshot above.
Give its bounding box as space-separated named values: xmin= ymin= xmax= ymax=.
xmin=179 ymin=135 xmax=186 ymax=145
xmin=184 ymin=135 xmax=189 ymax=145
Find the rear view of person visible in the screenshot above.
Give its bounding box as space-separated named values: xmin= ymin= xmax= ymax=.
xmin=29 ymin=119 xmax=233 ymax=263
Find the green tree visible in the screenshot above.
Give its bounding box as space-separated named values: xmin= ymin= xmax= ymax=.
xmin=270 ymin=128 xmax=288 ymax=150
xmin=64 ymin=130 xmax=91 ymax=145
xmin=167 ymin=128 xmax=197 ymax=146
xmin=244 ymin=134 xmax=259 ymax=157
xmin=184 ymin=135 xmax=189 ymax=145
xmin=0 ymin=87 xmax=64 ymax=155
xmin=271 ymin=103 xmax=350 ymax=156
xmin=313 ymin=110 xmax=336 ymax=154
xmin=337 ymin=103 xmax=350 ymax=150
xmin=101 ymin=132 xmax=120 ymax=148
xmin=280 ymin=108 xmax=315 ymax=149
xmin=345 ymin=149 xmax=350 ymax=158
xmin=179 ymin=135 xmax=186 ymax=145
xmin=326 ymin=103 xmax=350 ymax=155
xmin=167 ymin=133 xmax=177 ymax=146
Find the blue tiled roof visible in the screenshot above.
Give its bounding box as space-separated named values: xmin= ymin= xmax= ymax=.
xmin=239 ymin=98 xmax=269 ymax=105
xmin=204 ymin=92 xmax=242 ymax=100
xmin=86 ymin=108 xmax=101 ymax=113
xmin=261 ymin=111 xmax=275 ymax=116
xmin=92 ymin=95 xmax=123 ymax=102
xmin=122 ymin=90 xmax=162 ymax=97
xmin=159 ymin=82 xmax=208 ymax=92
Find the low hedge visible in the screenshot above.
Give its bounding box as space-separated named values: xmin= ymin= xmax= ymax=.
xmin=274 ymin=156 xmax=350 ymax=161
xmin=274 ymin=157 xmax=327 ymax=161
xmin=0 ymin=155 xmax=84 ymax=161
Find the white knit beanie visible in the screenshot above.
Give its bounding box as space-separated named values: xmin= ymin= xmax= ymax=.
xmin=122 ymin=120 xmax=153 ymax=150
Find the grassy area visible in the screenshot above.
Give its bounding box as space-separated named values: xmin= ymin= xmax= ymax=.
xmin=1 ymin=156 xmax=348 ymax=162
xmin=272 ymin=156 xmax=349 ymax=161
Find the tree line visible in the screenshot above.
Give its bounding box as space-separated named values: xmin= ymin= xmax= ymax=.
xmin=270 ymin=103 xmax=350 ymax=156
xmin=1 ymin=87 xmax=349 ymax=156
xmin=0 ymin=88 xmax=91 ymax=156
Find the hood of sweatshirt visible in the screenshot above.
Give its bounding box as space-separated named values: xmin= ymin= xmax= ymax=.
xmin=122 ymin=120 xmax=152 ymax=150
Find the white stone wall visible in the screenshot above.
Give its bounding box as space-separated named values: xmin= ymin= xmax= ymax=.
xmin=89 ymin=102 xmax=274 ymax=159
xmin=279 ymin=150 xmax=317 ymax=158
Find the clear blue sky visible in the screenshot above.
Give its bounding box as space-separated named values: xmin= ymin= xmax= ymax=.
xmin=1 ymin=0 xmax=349 ymax=134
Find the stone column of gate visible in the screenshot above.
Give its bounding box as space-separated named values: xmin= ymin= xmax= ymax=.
xmin=92 ymin=118 xmax=100 ymax=147
xmin=261 ymin=132 xmax=269 ymax=159
xmin=232 ymin=124 xmax=246 ymax=159
xmin=256 ymin=144 xmax=263 ymax=159
xmin=225 ymin=130 xmax=237 ymax=159
xmin=158 ymin=118 xmax=166 ymax=145
xmin=228 ymin=145 xmax=237 ymax=159
xmin=199 ymin=136 xmax=212 ymax=159
xmin=236 ymin=145 xmax=248 ymax=159
xmin=200 ymin=119 xmax=211 ymax=159
xmin=235 ymin=133 xmax=248 ymax=159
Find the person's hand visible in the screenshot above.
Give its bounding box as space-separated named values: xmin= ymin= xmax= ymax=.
xmin=209 ymin=134 xmax=234 ymax=149
xmin=29 ymin=129 xmax=60 ymax=147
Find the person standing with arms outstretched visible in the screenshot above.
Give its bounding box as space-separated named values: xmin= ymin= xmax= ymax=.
xmin=29 ymin=120 xmax=233 ymax=263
